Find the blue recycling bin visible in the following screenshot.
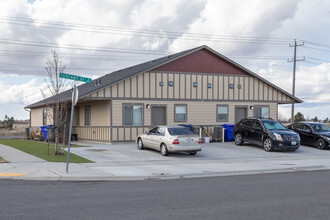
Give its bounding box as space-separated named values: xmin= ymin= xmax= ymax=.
xmin=178 ymin=124 xmax=193 ymax=132
xmin=40 ymin=125 xmax=52 ymax=140
xmin=223 ymin=124 xmax=235 ymax=141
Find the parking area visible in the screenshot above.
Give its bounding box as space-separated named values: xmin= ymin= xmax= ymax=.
xmin=2 ymin=141 xmax=330 ymax=180
xmin=71 ymin=141 xmax=330 ymax=164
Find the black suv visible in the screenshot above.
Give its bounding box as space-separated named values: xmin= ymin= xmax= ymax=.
xmin=233 ymin=118 xmax=300 ymax=151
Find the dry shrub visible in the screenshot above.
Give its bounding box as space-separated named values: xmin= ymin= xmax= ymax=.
xmin=30 ymin=131 xmax=36 ymax=140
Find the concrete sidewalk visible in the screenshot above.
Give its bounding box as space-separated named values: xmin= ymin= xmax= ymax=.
xmin=1 ymin=142 xmax=330 ymax=181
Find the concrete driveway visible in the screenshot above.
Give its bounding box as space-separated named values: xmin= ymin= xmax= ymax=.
xmin=2 ymin=141 xmax=330 ymax=180
xmin=71 ymin=141 xmax=330 ymax=163
xmin=63 ymin=141 xmax=330 ymax=179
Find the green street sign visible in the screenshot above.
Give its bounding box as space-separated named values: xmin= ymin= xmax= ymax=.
xmin=59 ymin=72 xmax=92 ymax=83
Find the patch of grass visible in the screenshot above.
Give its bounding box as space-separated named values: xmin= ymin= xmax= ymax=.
xmin=0 ymin=139 xmax=93 ymax=163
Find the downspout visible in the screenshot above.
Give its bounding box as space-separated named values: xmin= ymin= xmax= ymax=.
xmin=24 ymin=107 xmax=31 ymax=128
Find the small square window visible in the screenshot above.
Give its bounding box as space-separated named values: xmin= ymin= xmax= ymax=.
xmin=229 ymin=84 xmax=234 ymax=89
xmin=159 ymin=82 xmax=163 ymax=86
xmin=168 ymin=81 xmax=174 ymax=86
xmin=238 ymin=84 xmax=241 ymax=89
xmin=193 ymin=82 xmax=198 ymax=87
xmin=208 ymin=83 xmax=212 ymax=88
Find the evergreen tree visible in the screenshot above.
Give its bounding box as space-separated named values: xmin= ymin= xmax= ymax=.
xmin=294 ymin=112 xmax=305 ymax=122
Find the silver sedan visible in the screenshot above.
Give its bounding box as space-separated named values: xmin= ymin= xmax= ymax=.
xmin=136 ymin=126 xmax=202 ymax=156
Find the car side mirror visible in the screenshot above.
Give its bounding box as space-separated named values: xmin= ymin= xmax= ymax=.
xmin=144 ymin=131 xmax=148 ymax=134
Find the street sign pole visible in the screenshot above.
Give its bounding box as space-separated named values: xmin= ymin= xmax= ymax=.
xmin=66 ymin=84 xmax=76 ymax=173
xmin=59 ymin=73 xmax=91 ymax=173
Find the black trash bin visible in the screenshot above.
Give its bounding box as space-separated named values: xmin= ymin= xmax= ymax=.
xmin=71 ymin=134 xmax=78 ymax=141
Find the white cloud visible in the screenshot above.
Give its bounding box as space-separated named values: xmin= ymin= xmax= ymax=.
xmin=130 ymin=0 xmax=188 ymax=28
xmin=0 ymin=78 xmax=47 ymax=105
xmin=169 ymin=0 xmax=300 ymax=53
xmin=258 ymin=61 xmax=330 ymax=120
xmin=1 ymin=0 xmax=330 ymax=120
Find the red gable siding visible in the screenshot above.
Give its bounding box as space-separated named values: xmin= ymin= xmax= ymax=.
xmin=153 ymin=48 xmax=248 ymax=75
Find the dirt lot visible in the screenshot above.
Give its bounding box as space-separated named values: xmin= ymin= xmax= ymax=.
xmin=0 ymin=123 xmax=29 ymax=138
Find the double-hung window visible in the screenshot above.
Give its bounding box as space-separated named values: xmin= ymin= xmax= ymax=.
xmin=174 ymin=104 xmax=187 ymax=122
xmin=42 ymin=109 xmax=47 ymax=125
xmin=76 ymin=107 xmax=80 ymax=126
xmin=85 ymin=106 xmax=91 ymax=126
xmin=124 ymin=104 xmax=143 ymax=126
xmin=254 ymin=106 xmax=269 ymax=118
xmin=217 ymin=105 xmax=228 ymax=122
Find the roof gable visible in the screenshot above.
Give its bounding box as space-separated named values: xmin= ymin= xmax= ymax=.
xmin=153 ymin=48 xmax=248 ymax=75
xmin=26 ymin=45 xmax=302 ymax=108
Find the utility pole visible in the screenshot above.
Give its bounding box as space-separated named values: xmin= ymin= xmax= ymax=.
xmin=288 ymin=39 xmax=304 ymax=123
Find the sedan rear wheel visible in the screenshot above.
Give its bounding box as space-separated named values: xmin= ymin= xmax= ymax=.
xmin=263 ymin=138 xmax=274 ymax=152
xmin=316 ymin=138 xmax=326 ymax=150
xmin=160 ymin=143 xmax=169 ymax=156
xmin=137 ymin=138 xmax=144 ymax=150
xmin=235 ymin=133 xmax=244 ymax=146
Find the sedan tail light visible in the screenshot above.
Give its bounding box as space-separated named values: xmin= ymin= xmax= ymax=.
xmin=172 ymin=139 xmax=180 ymax=145
xmin=198 ymin=138 xmax=202 ymax=144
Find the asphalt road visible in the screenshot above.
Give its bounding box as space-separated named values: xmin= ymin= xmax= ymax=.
xmin=1 ymin=170 xmax=330 ymax=220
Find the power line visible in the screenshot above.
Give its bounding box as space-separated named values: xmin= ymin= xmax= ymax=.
xmin=0 ymin=38 xmax=171 ymax=55
xmin=306 ymin=57 xmax=330 ymax=63
xmin=0 ymin=16 xmax=293 ymax=45
xmin=300 ymin=40 xmax=330 ymax=49
xmin=302 ymin=45 xmax=330 ymax=53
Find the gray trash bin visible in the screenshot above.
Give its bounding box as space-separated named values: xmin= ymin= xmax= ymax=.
xmin=212 ymin=126 xmax=223 ymax=142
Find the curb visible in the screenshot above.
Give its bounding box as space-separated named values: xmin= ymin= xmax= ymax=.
xmin=2 ymin=165 xmax=328 ymax=182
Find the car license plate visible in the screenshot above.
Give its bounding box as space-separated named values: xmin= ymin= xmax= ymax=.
xmin=291 ymin=142 xmax=296 ymax=145
xmin=186 ymin=139 xmax=192 ymax=144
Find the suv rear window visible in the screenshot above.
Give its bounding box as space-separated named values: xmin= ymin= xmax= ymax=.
xmin=241 ymin=120 xmax=253 ymax=127
xmin=262 ymin=121 xmax=286 ymax=130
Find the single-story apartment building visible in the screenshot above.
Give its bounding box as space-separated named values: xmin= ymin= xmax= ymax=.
xmin=25 ymin=45 xmax=302 ymax=142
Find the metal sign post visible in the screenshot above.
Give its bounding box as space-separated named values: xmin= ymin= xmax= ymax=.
xmin=66 ymin=84 xmax=77 ymax=173
xmin=59 ymin=72 xmax=91 ymax=173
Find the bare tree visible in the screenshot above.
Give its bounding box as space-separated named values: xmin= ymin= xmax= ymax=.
xmin=41 ymin=50 xmax=69 ymax=155
xmin=278 ymin=112 xmax=288 ymax=123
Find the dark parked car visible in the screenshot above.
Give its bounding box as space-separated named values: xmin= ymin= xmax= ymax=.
xmin=234 ymin=118 xmax=300 ymax=152
xmin=287 ymin=122 xmax=330 ymax=150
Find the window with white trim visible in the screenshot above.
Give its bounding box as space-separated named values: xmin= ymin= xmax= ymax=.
xmin=217 ymin=105 xmax=228 ymax=122
xmin=174 ymin=105 xmax=187 ymax=122
xmin=124 ymin=104 xmax=143 ymax=126
xmin=254 ymin=106 xmax=269 ymax=118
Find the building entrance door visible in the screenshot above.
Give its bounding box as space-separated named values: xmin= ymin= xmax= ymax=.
xmin=235 ymin=106 xmax=248 ymax=124
xmin=151 ymin=106 xmax=166 ymax=127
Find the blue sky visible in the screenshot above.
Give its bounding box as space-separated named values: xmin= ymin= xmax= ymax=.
xmin=1 ymin=0 xmax=330 ymax=121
